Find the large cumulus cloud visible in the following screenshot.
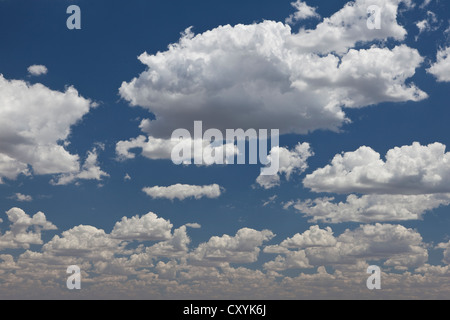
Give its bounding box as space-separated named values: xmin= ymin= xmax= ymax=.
xmin=118 ymin=0 xmax=425 ymax=144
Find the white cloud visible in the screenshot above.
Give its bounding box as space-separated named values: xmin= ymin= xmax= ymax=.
xmin=0 ymin=75 xmax=94 ymax=183
xmin=38 ymin=211 xmax=191 ymax=268
xmin=189 ymin=228 xmax=275 ymax=266
xmin=264 ymin=224 xmax=427 ymax=271
xmin=110 ymin=212 xmax=173 ymax=241
xmin=0 ymin=208 xmax=56 ymax=250
xmin=256 ymin=142 xmax=312 ymax=189
xmin=265 ymin=226 xmax=336 ymax=254
xmin=427 ymin=47 xmax=450 ymax=82
xmin=285 ymin=0 xmax=320 ymax=25
xmin=50 ymin=147 xmax=109 ymax=185
xmin=116 ymin=134 xmax=237 ymax=165
xmin=0 ymin=210 xmax=449 ymax=299
xmin=415 ymin=11 xmax=439 ymax=40
xmin=10 ymin=193 xmax=33 ymax=202
xmin=299 ymin=142 xmax=450 ymax=223
xmin=42 ymin=225 xmax=122 ymax=261
xmin=145 ymin=226 xmax=191 ymax=258
xmin=263 ymin=250 xmax=311 ymax=271
xmin=289 ymin=0 xmax=413 ymax=54
xmin=294 ymin=193 xmax=450 ymax=223
xmin=116 ymin=135 xmax=177 ymax=161
xmin=142 ymin=184 xmax=223 ymax=201
xmin=185 ymin=223 xmax=202 ymax=229
xmin=119 ymin=0 xmax=424 ymax=141
xmin=27 ymin=65 xmax=48 ymax=76
xmin=437 ymin=242 xmax=450 ymax=264
xmin=304 ymin=142 xmax=450 ymax=195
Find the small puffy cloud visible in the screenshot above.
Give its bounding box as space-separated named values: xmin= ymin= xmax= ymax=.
xmin=303 ymin=142 xmax=450 ymax=195
xmin=142 ymin=184 xmax=223 ymax=201
xmin=27 ymin=65 xmax=48 ymax=76
xmin=116 ymin=135 xmax=177 ymax=161
xmin=285 ymin=0 xmax=320 ymax=25
xmin=256 ymin=142 xmax=313 ymax=189
xmin=51 ymin=147 xmax=109 ymax=185
xmin=294 ymin=193 xmax=450 ymax=223
xmin=116 ymin=134 xmax=237 ymax=165
xmin=111 ymin=212 xmax=173 ymax=242
xmin=0 ymin=208 xmax=56 ymax=250
xmin=185 ymin=223 xmax=202 ymax=229
xmin=190 ymin=228 xmax=275 ymax=266
xmin=0 ymin=74 xmax=94 ymax=183
xmin=415 ymin=11 xmax=440 ymax=40
xmin=427 ymin=47 xmax=450 ymax=82
xmin=10 ymin=193 xmax=33 ymax=202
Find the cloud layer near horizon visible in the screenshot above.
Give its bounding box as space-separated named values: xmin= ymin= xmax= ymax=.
xmin=0 ymin=207 xmax=449 ymax=299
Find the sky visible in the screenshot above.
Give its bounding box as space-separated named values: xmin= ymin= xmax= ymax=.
xmin=0 ymin=0 xmax=450 ymax=299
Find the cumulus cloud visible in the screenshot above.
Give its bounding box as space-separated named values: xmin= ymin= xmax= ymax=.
xmin=142 ymin=184 xmax=223 ymax=201
xmin=294 ymin=193 xmax=450 ymax=223
xmin=303 ymin=142 xmax=450 ymax=195
xmin=289 ymin=0 xmax=413 ymax=54
xmin=0 ymin=74 xmax=94 ymax=183
xmin=27 ymin=65 xmax=48 ymax=76
xmin=50 ymin=147 xmax=109 ymax=186
xmin=285 ymin=0 xmax=320 ymax=25
xmin=0 ymin=208 xmax=56 ymax=250
xmin=189 ymin=228 xmax=275 ymax=266
xmin=264 ymin=224 xmax=427 ymax=271
xmin=144 ymin=226 xmax=191 ymax=258
xmin=256 ymin=142 xmax=313 ymax=189
xmin=118 ymin=0 xmax=425 ymax=142
xmin=0 ymin=209 xmax=449 ymax=299
xmin=40 ymin=212 xmax=188 ymax=264
xmin=110 ymin=212 xmax=173 ymax=241
xmin=437 ymin=242 xmax=450 ymax=264
xmin=116 ymin=134 xmax=238 ymax=165
xmin=42 ymin=225 xmax=122 ymax=261
xmin=265 ymin=226 xmax=336 ymax=254
xmin=9 ymin=193 xmax=33 ymax=202
xmin=427 ymin=47 xmax=450 ymax=82
xmin=296 ymin=142 xmax=450 ymax=223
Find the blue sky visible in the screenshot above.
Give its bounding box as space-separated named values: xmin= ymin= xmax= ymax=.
xmin=0 ymin=0 xmax=450 ymax=299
